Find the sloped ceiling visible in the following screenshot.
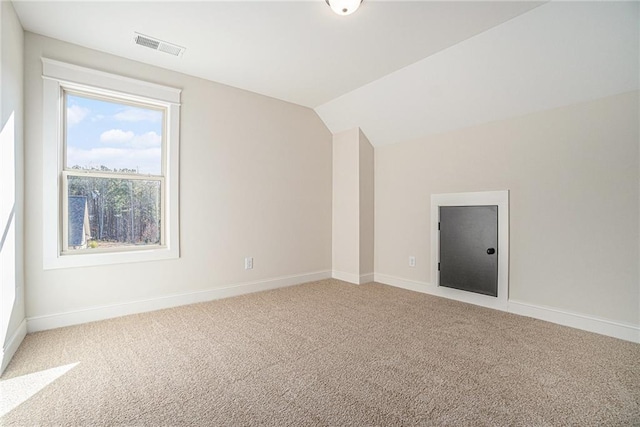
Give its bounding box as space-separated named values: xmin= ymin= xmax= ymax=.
xmin=316 ymin=1 xmax=640 ymax=145
xmin=12 ymin=1 xmax=639 ymax=146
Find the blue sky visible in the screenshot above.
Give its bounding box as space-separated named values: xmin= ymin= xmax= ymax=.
xmin=66 ymin=94 xmax=163 ymax=175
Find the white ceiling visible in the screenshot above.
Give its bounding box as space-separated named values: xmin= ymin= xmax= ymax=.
xmin=317 ymin=1 xmax=640 ymax=145
xmin=12 ymin=1 xmax=541 ymax=107
xmin=11 ymin=1 xmax=640 ymax=146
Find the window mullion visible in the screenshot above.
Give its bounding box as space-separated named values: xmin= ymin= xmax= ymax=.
xmin=64 ymin=170 xmax=163 ymax=181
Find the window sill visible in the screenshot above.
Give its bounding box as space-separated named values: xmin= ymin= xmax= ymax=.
xmin=44 ymin=245 xmax=179 ymax=270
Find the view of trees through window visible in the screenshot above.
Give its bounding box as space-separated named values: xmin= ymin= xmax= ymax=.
xmin=64 ymin=92 xmax=164 ymax=252
xmin=67 ymin=174 xmax=161 ymax=251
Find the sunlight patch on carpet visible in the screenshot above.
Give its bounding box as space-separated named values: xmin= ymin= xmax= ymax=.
xmin=0 ymin=362 xmax=79 ymax=417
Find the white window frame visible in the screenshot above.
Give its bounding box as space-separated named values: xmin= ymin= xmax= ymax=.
xmin=42 ymin=58 xmax=181 ymax=269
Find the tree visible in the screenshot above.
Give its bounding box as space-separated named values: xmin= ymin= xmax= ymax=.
xmin=67 ymin=165 xmax=161 ymax=248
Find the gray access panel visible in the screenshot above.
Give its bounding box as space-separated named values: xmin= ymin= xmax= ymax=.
xmin=439 ymin=205 xmax=498 ymax=297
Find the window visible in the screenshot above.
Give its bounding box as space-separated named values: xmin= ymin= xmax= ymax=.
xmin=42 ymin=59 xmax=181 ymax=269
xmin=62 ymin=93 xmax=164 ymax=252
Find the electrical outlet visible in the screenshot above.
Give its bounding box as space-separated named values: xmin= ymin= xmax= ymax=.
xmin=409 ymin=256 xmax=416 ymax=267
xmin=244 ymin=257 xmax=253 ymax=270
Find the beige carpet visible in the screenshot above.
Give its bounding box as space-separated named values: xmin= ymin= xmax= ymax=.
xmin=2 ymin=279 xmax=639 ymax=426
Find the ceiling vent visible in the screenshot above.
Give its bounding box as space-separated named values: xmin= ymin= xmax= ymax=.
xmin=133 ymin=33 xmax=185 ymax=57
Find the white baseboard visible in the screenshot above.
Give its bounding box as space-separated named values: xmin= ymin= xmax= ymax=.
xmin=374 ymin=273 xmax=508 ymax=312
xmin=332 ymin=270 xmax=359 ymax=284
xmin=22 ymin=270 xmax=640 ymax=344
xmin=508 ymin=300 xmax=640 ymax=343
xmin=360 ymin=273 xmax=375 ymax=284
xmin=27 ymin=270 xmax=331 ymax=333
xmin=373 ymin=274 xmax=429 ymax=293
xmin=374 ymin=273 xmax=640 ymax=344
xmin=332 ymin=271 xmax=374 ymax=285
xmin=1 ymin=319 xmax=27 ymax=374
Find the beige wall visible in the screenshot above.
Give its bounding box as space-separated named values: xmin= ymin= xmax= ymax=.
xmin=332 ymin=128 xmax=360 ymax=277
xmin=24 ymin=33 xmax=332 ymax=320
xmin=1 ymin=0 xmax=25 ymax=370
xmin=375 ymin=91 xmax=639 ymax=325
xmin=358 ymin=130 xmax=374 ymax=277
xmin=332 ymin=128 xmax=374 ymax=282
xmin=15 ymin=26 xmax=638 ymax=337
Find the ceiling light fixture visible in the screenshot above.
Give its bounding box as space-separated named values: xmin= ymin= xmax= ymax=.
xmin=326 ymin=0 xmax=363 ymax=16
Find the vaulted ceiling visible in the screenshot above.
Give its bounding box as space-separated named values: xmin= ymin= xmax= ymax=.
xmin=12 ymin=1 xmax=639 ymax=146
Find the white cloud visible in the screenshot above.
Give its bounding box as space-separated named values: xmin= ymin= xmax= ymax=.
xmin=114 ymin=107 xmax=162 ymax=123
xmin=100 ymin=129 xmax=134 ymax=144
xmin=91 ymin=114 xmax=105 ymax=123
xmin=67 ymin=146 xmax=162 ymax=175
xmin=66 ymin=105 xmax=90 ymax=126
xmin=132 ymin=131 xmax=162 ymax=148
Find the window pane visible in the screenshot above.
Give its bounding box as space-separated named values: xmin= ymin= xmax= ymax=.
xmin=65 ymin=93 xmax=163 ymax=175
xmin=67 ymin=175 xmax=161 ymax=251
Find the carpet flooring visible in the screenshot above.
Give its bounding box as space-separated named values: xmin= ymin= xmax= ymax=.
xmin=2 ymin=279 xmax=639 ymax=426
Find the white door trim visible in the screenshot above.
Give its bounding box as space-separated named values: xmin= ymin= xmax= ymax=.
xmin=431 ymin=190 xmax=509 ymax=311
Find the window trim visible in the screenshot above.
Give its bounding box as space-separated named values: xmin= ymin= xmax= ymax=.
xmin=42 ymin=58 xmax=181 ymax=269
